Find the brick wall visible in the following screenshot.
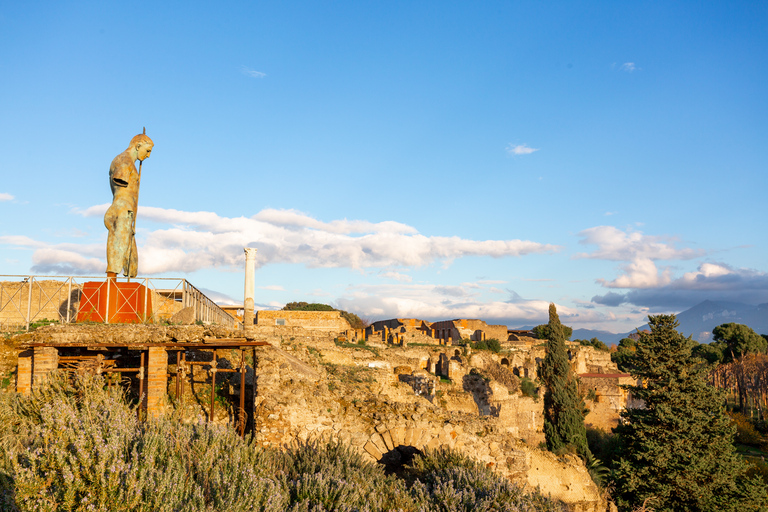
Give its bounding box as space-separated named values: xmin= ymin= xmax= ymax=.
xmin=16 ymin=349 xmax=32 ymax=394
xmin=146 ymin=347 xmax=167 ymax=418
xmin=32 ymin=346 xmax=58 ymax=390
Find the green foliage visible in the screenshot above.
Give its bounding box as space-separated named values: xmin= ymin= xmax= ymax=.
xmin=574 ymin=337 xmax=609 ymax=352
xmin=611 ymin=337 xmax=637 ymax=372
xmin=0 ymin=374 xmax=565 ymax=512
xmin=713 ymin=322 xmax=768 ymax=363
xmin=613 ymin=314 xmax=768 ymax=512
xmin=533 ymin=323 xmax=572 ymax=341
xmin=470 ymin=338 xmax=501 ymax=353
xmin=585 ymin=427 xmax=620 ymax=471
xmin=539 ymin=304 xmax=590 ymax=460
xmin=283 ymin=302 xmax=335 ymax=311
xmin=692 ymin=339 xmax=726 ymax=364
xmin=520 ymin=377 xmax=538 ymax=399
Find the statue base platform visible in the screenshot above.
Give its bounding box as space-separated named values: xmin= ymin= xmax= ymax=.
xmin=76 ymin=280 xmax=153 ymax=324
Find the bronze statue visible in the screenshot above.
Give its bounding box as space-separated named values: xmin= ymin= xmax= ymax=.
xmin=104 ymin=129 xmax=153 ymax=278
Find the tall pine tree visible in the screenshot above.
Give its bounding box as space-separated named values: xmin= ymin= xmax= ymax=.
xmin=539 ymin=303 xmax=590 ymax=459
xmin=614 ymin=314 xmax=767 ymax=512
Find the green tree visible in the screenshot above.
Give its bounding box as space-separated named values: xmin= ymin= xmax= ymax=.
xmin=712 ymin=322 xmax=767 ymax=363
xmin=539 ymin=304 xmax=590 ymax=459
xmin=533 ymin=322 xmax=573 ymax=341
xmin=611 ymin=337 xmax=637 ymax=372
xmin=614 ymin=315 xmax=767 ymax=512
xmin=574 ymin=337 xmax=609 ymax=352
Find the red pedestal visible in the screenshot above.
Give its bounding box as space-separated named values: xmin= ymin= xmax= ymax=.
xmin=76 ymin=281 xmax=153 ymax=324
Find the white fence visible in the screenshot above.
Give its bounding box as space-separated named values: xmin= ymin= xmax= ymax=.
xmin=0 ymin=275 xmax=240 ymax=331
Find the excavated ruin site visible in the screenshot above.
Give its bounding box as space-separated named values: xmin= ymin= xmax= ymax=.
xmin=1 ymin=307 xmax=635 ymax=512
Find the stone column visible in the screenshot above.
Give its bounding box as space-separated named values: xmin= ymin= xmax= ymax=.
xmin=32 ymin=346 xmax=58 ymax=390
xmin=146 ymin=347 xmax=167 ymax=418
xmin=16 ymin=350 xmax=32 ymax=394
xmin=243 ymin=248 xmax=258 ymax=332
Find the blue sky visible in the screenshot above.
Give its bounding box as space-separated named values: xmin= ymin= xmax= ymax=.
xmin=1 ymin=1 xmax=766 ymax=333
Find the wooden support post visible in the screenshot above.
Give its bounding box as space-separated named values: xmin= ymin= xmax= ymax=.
xmin=209 ymin=351 xmax=217 ymax=422
xmin=239 ymin=349 xmax=246 ymax=436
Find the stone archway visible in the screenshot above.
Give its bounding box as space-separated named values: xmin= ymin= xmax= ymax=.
xmin=362 ymin=424 xmax=459 ymax=464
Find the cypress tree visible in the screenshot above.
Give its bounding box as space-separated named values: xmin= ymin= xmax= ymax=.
xmin=539 ymin=303 xmax=590 ymax=459
xmin=614 ymin=314 xmax=768 ymax=512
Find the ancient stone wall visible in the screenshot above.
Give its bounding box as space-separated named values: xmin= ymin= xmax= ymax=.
xmin=0 ymin=280 xmax=82 ymax=330
xmin=568 ymin=344 xmax=615 ymax=375
xmin=251 ymin=344 xmax=604 ymax=512
xmin=256 ymin=310 xmax=351 ymax=332
xmin=581 ymin=373 xmax=635 ymax=431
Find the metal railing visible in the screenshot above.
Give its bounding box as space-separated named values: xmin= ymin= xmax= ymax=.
xmin=0 ymin=275 xmax=240 ymax=331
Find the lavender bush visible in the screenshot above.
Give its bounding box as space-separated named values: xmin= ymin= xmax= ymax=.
xmin=0 ymin=373 xmax=563 ymax=512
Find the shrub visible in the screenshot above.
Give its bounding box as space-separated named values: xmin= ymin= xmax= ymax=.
xmin=407 ymin=448 xmax=565 ymax=511
xmin=0 ymin=374 xmax=566 ymax=512
xmin=520 ymin=377 xmax=538 ymax=399
xmin=471 ymin=339 xmax=501 ymax=353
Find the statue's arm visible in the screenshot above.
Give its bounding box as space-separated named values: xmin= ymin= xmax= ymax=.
xmin=110 ymin=154 xmax=133 ymax=188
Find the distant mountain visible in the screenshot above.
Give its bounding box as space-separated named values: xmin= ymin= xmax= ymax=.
xmin=636 ymin=300 xmax=768 ymax=343
xmin=517 ymin=301 xmax=768 ymax=346
xmin=571 ymin=328 xmax=626 ymax=346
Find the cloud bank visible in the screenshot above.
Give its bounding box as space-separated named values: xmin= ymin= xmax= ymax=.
xmin=576 ymin=226 xmax=704 ymax=289
xmin=592 ymin=262 xmax=768 ymax=309
xmin=13 ymin=206 xmax=560 ymax=276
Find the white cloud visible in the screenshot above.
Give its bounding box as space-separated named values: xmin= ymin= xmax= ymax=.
xmin=30 ymin=249 xmax=104 ymax=275
xmin=259 ymin=285 xmax=285 ymax=291
xmin=620 ymin=62 xmax=636 ymax=72
xmin=0 ymin=235 xmax=46 ymax=248
xmin=592 ymin=262 xmax=768 ymax=309
xmin=575 ymin=226 xmax=703 ymax=262
xmin=380 ymin=271 xmax=412 ymax=283
xmin=576 ymin=225 xmax=704 ymax=290
xmin=599 ymin=257 xmax=672 ymax=289
xmin=12 ymin=206 xmax=561 ymax=276
xmin=335 ymin=284 xmax=614 ymax=328
xmin=241 ymin=66 xmax=266 ymax=78
xmin=506 ymin=143 xmax=540 ymax=156
xmin=676 ymin=262 xmax=756 ymax=290
xmin=0 ymin=193 xmax=14 ymax=201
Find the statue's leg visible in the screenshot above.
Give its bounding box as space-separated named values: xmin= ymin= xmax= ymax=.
xmin=127 ymin=236 xmax=138 ymax=278
xmin=108 ymin=212 xmax=133 ymax=275
xmin=105 ymin=207 xmax=123 ymax=274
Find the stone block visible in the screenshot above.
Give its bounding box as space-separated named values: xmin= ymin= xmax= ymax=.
xmin=404 ymin=427 xmax=414 ymax=446
xmin=411 ymin=428 xmax=425 ymax=448
xmin=370 ymin=434 xmax=388 ymax=455
xmin=392 ymin=426 xmax=405 ymax=447
xmin=170 ymin=306 xmax=195 ymax=325
xmin=381 ymin=430 xmax=395 ymax=450
xmin=364 ymin=441 xmax=382 ymax=461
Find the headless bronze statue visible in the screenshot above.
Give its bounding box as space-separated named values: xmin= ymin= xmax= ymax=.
xmin=104 ymin=129 xmax=153 ymax=278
